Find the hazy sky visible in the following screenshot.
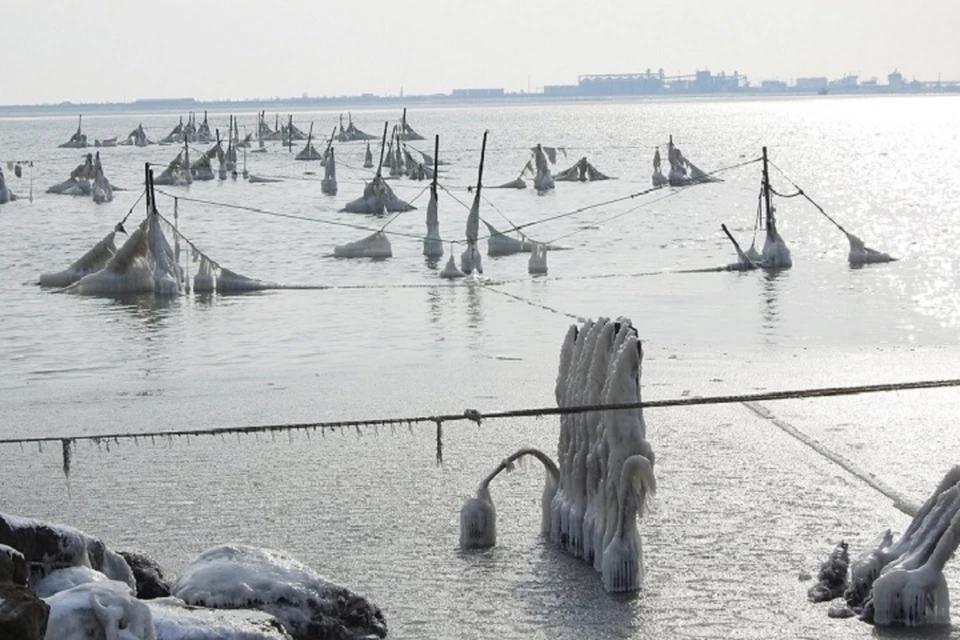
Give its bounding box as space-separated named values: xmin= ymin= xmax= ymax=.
xmin=4 ymin=0 xmax=959 ymax=104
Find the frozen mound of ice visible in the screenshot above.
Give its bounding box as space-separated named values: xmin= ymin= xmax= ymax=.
xmin=0 ymin=168 xmax=16 ymax=203
xmin=528 ymin=242 xmax=548 ymax=275
xmin=148 ymin=597 xmax=292 ymax=640
xmin=333 ymin=231 xmax=392 ymax=259
xmin=840 ymin=467 xmax=960 ymax=627
xmin=484 ymin=221 xmax=531 ymax=257
xmin=422 ymin=186 xmax=443 ymax=258
xmin=0 ymin=512 xmax=135 ymax=590
xmin=761 ymin=226 xmax=792 ymax=269
xmin=69 ymin=216 xmax=182 ymax=296
xmin=172 ymin=544 xmax=387 ymax=639
xmin=33 ymin=566 xmax=117 ymax=599
xmin=553 ymin=157 xmax=613 ymax=182
xmin=39 ymin=231 xmax=118 ymax=287
xmin=342 ymin=178 xmax=413 ymax=214
xmin=846 ymin=232 xmax=895 ymax=265
xmin=44 ymin=580 xmax=155 ymax=640
xmin=439 ymin=254 xmax=465 ymax=279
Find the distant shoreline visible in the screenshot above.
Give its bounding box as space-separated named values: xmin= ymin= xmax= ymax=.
xmin=1 ymin=88 xmax=958 ymax=118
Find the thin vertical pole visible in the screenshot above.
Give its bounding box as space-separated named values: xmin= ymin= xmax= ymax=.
xmin=431 ymin=134 xmax=439 ymax=192
xmin=476 ymin=130 xmax=488 ymax=194
xmin=375 ymin=122 xmax=388 ymax=177
xmin=762 ymin=146 xmax=773 ymax=231
xmin=144 ymin=163 xmax=151 ymax=212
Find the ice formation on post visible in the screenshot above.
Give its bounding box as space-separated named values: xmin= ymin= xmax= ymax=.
xmin=336 ymin=113 xmax=376 ymax=142
xmin=828 ymin=467 xmax=960 ymax=627
xmin=48 ymin=153 xmax=96 ymax=196
xmin=153 ymin=148 xmax=192 ymax=186
xmin=294 ymin=123 xmax=323 ymax=161
xmin=68 ymin=216 xmax=183 ymax=296
xmin=342 ymin=176 xmax=413 ymax=214
xmin=553 ymin=157 xmax=614 ymax=182
xmin=59 ymin=115 xmax=88 ymax=149
xmin=531 ymin=144 xmax=556 ymax=192
xmin=528 ymin=242 xmax=548 ymax=275
xmin=321 ymin=147 xmax=338 ymax=196
xmin=0 ymin=167 xmax=18 ymax=204
xmin=651 ymin=147 xmax=668 ymax=187
xmin=720 ymin=224 xmax=758 ymax=271
xmin=120 ymin=124 xmax=152 ymax=147
xmin=363 ymin=142 xmax=374 ymax=168
xmin=484 ymin=220 xmax=532 ymax=257
xmin=91 ymin=152 xmax=114 ymax=204
xmin=439 ymin=253 xmax=465 ymax=279
xmin=333 ymin=231 xmax=393 ymax=259
xmin=845 ymin=232 xmax=895 ymax=265
xmin=459 ymin=191 xmax=483 ymax=275
xmin=459 ymin=318 xmax=656 ymax=593
xmin=460 ymin=449 xmax=560 ymax=549
xmin=423 ymin=183 xmax=443 ymax=258
xmin=760 ymin=207 xmax=792 ymax=269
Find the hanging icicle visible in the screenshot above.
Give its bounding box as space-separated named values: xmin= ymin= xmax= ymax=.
xmin=61 ymin=438 xmax=73 ymax=479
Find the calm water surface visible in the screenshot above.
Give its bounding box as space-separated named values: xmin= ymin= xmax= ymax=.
xmin=2 ymin=96 xmax=960 ymax=638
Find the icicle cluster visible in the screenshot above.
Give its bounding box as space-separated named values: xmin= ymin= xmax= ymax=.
xmin=841 ymin=466 xmax=960 ymax=627
xmin=458 ymin=317 xmax=656 ymax=594
xmin=552 ymin=317 xmax=656 ymax=593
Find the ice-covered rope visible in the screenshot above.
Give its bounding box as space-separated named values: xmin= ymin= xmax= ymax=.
xmin=768 ymin=160 xmax=848 ymax=233
xmin=7 ymin=377 xmax=960 ymax=451
xmin=439 ymin=157 xmax=760 ymax=242
xmin=378 ymin=184 xmax=431 ymax=232
xmin=153 ymin=189 xmax=428 ymax=243
xmin=742 ymin=402 xmax=918 ymax=516
xmin=480 ymin=192 xmax=523 ymax=233
xmin=543 ymin=177 xmax=717 ymax=245
xmin=480 ymin=282 xmax=582 ymax=320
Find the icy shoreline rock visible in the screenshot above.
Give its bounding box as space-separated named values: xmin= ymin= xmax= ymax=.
xmin=173 ymin=544 xmax=387 ymax=640
xmin=1 ymin=513 xmax=385 ymax=639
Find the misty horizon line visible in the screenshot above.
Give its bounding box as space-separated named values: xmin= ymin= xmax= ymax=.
xmin=5 ymin=64 xmax=960 ymax=110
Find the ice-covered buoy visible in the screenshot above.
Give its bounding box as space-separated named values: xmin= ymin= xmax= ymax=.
xmin=846 ymin=232 xmax=895 ymax=265
xmin=528 ymin=242 xmax=548 ymax=275
xmin=440 ymin=254 xmax=465 ymax=279
xmin=333 ymin=231 xmax=392 ymax=259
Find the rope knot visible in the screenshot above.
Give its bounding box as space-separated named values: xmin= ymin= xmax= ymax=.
xmin=463 ymin=409 xmax=483 ymax=425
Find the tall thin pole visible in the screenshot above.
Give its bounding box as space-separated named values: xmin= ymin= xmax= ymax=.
xmin=476 ymin=130 xmax=488 ymax=194
xmin=144 ymin=163 xmax=151 ymax=212
xmin=375 ymin=121 xmax=388 ymax=178
xmin=431 ymin=134 xmax=439 ymax=192
xmin=762 ymin=146 xmax=773 ymax=231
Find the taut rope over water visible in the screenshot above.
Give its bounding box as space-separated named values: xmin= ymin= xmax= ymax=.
xmin=4 ymin=378 xmax=960 ymax=480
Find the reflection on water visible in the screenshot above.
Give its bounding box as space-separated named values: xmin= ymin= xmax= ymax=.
xmin=465 ymin=281 xmax=485 ymax=332
xmin=760 ymin=268 xmax=786 ymax=340
xmin=426 ymin=287 xmax=443 ymax=325
xmin=106 ymin=293 xmax=182 ymax=330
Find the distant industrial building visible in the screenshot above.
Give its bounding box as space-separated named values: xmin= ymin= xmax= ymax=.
xmin=829 ymin=74 xmax=859 ymax=89
xmin=543 ymin=69 xmax=741 ymax=97
xmin=888 ymin=70 xmax=906 ymax=90
xmin=450 ymin=88 xmax=505 ymax=99
xmin=795 ymin=77 xmax=829 ymax=91
xmin=761 ymin=80 xmax=788 ymax=92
